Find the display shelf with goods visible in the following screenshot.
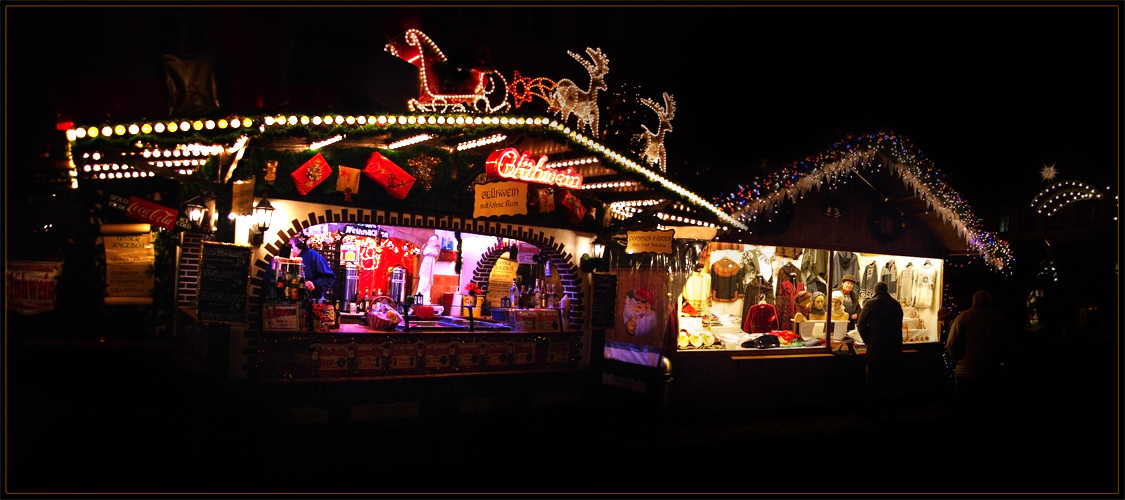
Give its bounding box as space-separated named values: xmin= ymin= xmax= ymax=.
xmin=674 ymin=244 xmax=943 ymax=354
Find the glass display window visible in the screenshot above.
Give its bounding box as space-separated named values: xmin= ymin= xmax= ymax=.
xmin=674 ymin=243 xmax=944 ymax=352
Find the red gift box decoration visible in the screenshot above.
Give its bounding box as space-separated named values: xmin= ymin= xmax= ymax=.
xmin=290 ymin=153 xmax=333 ymax=196
xmin=364 ymin=152 xmax=416 ymax=200
xmin=555 ymin=190 xmax=586 ymax=224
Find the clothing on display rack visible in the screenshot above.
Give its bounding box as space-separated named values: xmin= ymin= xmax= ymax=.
xmin=710 ymin=257 xmax=742 ymax=302
xmin=880 ymin=260 xmax=899 ymax=298
xmin=859 ymin=261 xmax=879 ymax=302
xmin=800 ymin=248 xmax=829 ymax=284
xmin=744 ymin=299 xmax=780 ymax=334
xmin=682 ymin=270 xmax=712 ymax=315
xmin=899 ymin=262 xmax=916 ymax=307
xmin=741 ymin=275 xmax=775 ymax=320
xmin=776 ymin=280 xmax=799 ymax=331
xmin=739 ymin=249 xmax=763 ymax=284
xmin=913 ymin=260 xmax=936 ymax=308
xmin=832 ymin=251 xmax=860 ymax=290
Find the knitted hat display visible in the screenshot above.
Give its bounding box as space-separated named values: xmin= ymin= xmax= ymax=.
xmin=794 ymin=290 xmax=812 ymax=305
xmin=363 ymin=151 xmax=415 ymax=200
xmin=290 ymin=153 xmax=333 ymax=195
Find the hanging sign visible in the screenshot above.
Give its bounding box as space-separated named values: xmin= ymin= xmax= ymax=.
xmin=197 ymin=241 xmax=251 ymax=324
xmin=103 ymin=224 xmax=155 ymax=299
xmin=6 ymin=260 xmax=64 ymax=315
xmin=515 ymin=242 xmax=540 ymax=265
xmin=123 ymin=196 xmax=179 ymax=231
xmin=231 ymin=178 xmax=255 ymax=216
xmin=473 ymin=181 xmax=527 ymax=218
xmin=625 ymin=229 xmax=674 ymax=254
xmin=110 ymin=194 xmax=193 ymax=233
xmin=484 ymin=148 xmax=583 ymax=189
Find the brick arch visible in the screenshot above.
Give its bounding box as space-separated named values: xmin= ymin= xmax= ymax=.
xmin=247 ymin=204 xmax=586 ymax=330
xmin=468 ymin=241 xmax=586 ymax=331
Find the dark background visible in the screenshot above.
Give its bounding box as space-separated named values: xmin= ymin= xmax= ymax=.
xmin=5 ymin=4 xmax=1119 ymax=201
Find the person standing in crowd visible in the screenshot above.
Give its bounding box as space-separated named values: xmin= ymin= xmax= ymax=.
xmin=856 ymin=282 xmax=904 ymax=422
xmin=945 ymin=289 xmax=1009 ymax=417
xmin=291 ymin=234 xmax=336 ymax=303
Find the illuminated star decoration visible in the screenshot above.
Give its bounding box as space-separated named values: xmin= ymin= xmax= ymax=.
xmin=1040 ymin=163 xmax=1058 ymax=182
xmin=1030 ymin=180 xmax=1102 ymax=218
xmin=507 ymin=70 xmax=556 ymax=109
xmin=407 ymin=154 xmax=439 ymax=190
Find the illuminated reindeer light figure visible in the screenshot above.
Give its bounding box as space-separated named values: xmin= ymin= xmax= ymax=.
xmin=639 ymin=92 xmax=675 ymax=173
xmin=548 ymin=47 xmax=609 ymax=135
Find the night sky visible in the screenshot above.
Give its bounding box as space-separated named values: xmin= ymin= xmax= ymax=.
xmin=5 ymin=4 xmax=1120 ymax=202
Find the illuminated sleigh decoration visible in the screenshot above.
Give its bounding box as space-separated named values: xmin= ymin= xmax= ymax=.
xmin=384 ymin=29 xmax=509 ymax=114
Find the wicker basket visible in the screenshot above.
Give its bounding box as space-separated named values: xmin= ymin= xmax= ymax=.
xmin=365 ymin=296 xmax=401 ymax=331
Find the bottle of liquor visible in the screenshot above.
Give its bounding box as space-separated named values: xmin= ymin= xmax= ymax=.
xmin=274 ymin=269 xmax=286 ymax=300
xmin=509 ymin=279 xmax=519 ymax=310
xmin=333 ymin=300 xmax=342 ymax=328
xmin=519 ymin=286 xmax=528 ymax=309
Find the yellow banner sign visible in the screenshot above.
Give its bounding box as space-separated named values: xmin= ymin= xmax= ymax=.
xmin=486 ymin=257 xmax=519 ymax=307
xmin=625 ymin=229 xmax=675 ymax=254
xmin=474 ymin=181 xmax=527 ymax=218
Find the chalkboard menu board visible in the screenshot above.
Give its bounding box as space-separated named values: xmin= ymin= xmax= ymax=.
xmin=197 ymin=241 xmax=252 ymax=324
xmin=590 ymin=272 xmax=617 ymax=328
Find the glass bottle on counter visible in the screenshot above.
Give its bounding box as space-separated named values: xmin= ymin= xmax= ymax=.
xmin=509 ymin=279 xmax=520 ymax=310
xmin=519 ymin=286 xmax=528 ymax=309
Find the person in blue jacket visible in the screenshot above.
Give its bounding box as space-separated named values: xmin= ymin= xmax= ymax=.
xmin=291 ymin=234 xmax=335 ymax=303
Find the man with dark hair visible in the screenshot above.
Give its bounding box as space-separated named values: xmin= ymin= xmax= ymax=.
xmin=856 ymin=281 xmax=904 ymax=422
xmin=946 ymin=289 xmax=1008 ymax=417
xmin=291 ymin=234 xmax=335 ymax=303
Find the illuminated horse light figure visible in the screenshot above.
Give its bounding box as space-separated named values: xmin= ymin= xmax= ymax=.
xmin=384 ymin=29 xmax=508 ymax=113
xmin=548 ymin=47 xmax=609 ymax=135
xmin=638 ymin=93 xmax=675 ymax=173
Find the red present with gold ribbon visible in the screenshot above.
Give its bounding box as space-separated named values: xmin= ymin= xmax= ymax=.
xmin=555 ymin=190 xmax=586 ymax=223
xmin=290 ymin=153 xmax=333 ymax=196
xmin=363 ymin=151 xmax=415 ymax=200
xmin=336 ymin=165 xmax=360 ymax=202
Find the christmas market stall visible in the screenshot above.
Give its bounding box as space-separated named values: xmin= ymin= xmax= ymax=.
xmin=598 ymin=131 xmax=1015 ymax=418
xmin=59 ymin=29 xmax=741 ymax=421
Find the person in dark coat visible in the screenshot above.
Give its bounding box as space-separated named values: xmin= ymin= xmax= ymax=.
xmin=291 ymin=234 xmax=336 ymax=303
xmin=856 ymin=281 xmax=904 ymax=422
xmin=946 ymin=290 xmax=1009 ymax=417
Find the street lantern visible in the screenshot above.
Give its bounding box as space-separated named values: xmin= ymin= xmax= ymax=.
xmin=249 ymin=197 xmax=275 ymax=245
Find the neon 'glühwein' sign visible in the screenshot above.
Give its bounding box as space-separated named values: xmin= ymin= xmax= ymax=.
xmin=484 ymin=148 xmax=583 ymax=189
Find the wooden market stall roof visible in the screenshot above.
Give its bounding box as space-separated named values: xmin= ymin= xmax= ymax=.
xmin=63 ymin=112 xmax=745 ymax=235
xmin=712 ymin=130 xmax=1012 ymax=271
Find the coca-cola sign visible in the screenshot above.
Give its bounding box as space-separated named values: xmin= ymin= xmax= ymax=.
xmin=125 ymin=196 xmax=177 ymax=230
